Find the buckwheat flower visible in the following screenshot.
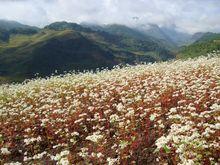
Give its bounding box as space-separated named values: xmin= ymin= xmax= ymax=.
xmin=210 ymin=103 xmax=220 ymax=111
xmin=150 ymin=114 xmax=156 ymax=121
xmin=1 ymin=147 xmax=11 ymax=155
xmin=71 ymin=132 xmax=79 ymax=136
xmin=23 ymin=156 xmax=28 ymax=162
xmin=86 ymin=132 xmax=103 ymax=143
xmin=116 ymin=103 xmax=124 ymax=112
xmin=24 ymin=128 xmax=31 ymax=133
xmin=119 ymin=121 xmax=125 ymax=128
xmin=59 ymin=157 xmax=70 ymax=165
xmin=78 ymin=147 xmax=88 ymax=158
xmin=184 ymin=159 xmax=195 ymax=165
xmin=126 ymin=120 xmax=131 ymax=124
xmin=214 ymin=123 xmax=220 ymax=130
xmin=188 ymin=106 xmax=196 ymax=111
xmin=169 ymin=107 xmax=177 ymax=113
xmin=119 ymin=140 xmax=129 ymax=149
xmin=110 ymin=114 xmax=119 ymax=123
xmin=176 ymin=144 xmax=185 ymax=154
xmin=97 ymin=152 xmax=103 ymax=158
xmin=202 ymin=127 xmax=215 ymax=137
xmin=172 ymin=136 xmax=180 ymax=143
xmin=111 ymin=144 xmax=117 ymax=149
xmin=70 ymin=138 xmax=77 ymax=144
xmin=4 ymin=162 xmax=22 ymax=165
xmin=104 ymin=109 xmax=111 ymax=115
xmin=74 ymin=118 xmax=84 ymax=124
xmin=53 ymin=150 xmax=70 ymax=161
xmin=155 ymin=136 xmax=170 ymax=149
xmin=107 ymin=157 xmax=118 ymax=165
xmin=125 ymin=108 xmax=134 ymax=117
xmin=32 ymin=151 xmax=47 ymax=160
xmin=168 ymin=114 xmax=182 ymax=119
xmin=159 ymin=123 xmax=165 ymax=128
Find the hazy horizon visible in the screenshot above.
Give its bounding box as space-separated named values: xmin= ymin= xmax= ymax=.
xmin=0 ymin=0 xmax=220 ymax=34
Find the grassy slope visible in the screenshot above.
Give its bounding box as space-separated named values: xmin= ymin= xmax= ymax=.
xmin=0 ymin=29 xmax=117 ymax=78
xmin=178 ymin=33 xmax=220 ymax=58
xmin=0 ymin=24 xmax=175 ymax=84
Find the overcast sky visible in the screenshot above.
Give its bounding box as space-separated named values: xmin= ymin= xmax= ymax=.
xmin=0 ymin=0 xmax=220 ymax=34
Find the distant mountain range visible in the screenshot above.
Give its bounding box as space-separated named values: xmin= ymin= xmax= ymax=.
xmin=83 ymin=23 xmax=201 ymax=48
xmin=0 ymin=19 xmax=219 ymax=84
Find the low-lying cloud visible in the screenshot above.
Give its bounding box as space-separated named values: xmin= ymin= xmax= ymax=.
xmin=0 ymin=0 xmax=220 ymax=34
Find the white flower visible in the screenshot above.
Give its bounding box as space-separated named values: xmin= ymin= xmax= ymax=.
xmin=125 ymin=108 xmax=135 ymax=117
xmin=116 ymin=103 xmax=124 ymax=112
xmin=86 ymin=132 xmax=103 ymax=143
xmin=110 ymin=114 xmax=119 ymax=123
xmin=4 ymin=162 xmax=22 ymax=165
xmin=24 ymin=136 xmax=42 ymax=145
xmin=119 ymin=140 xmax=129 ymax=149
xmin=150 ymin=114 xmax=156 ymax=121
xmin=97 ymin=152 xmax=103 ymax=158
xmin=71 ymin=131 xmax=79 ymax=136
xmin=78 ymin=147 xmax=88 ymax=158
xmin=119 ymin=122 xmax=124 ymax=128
xmin=169 ymin=107 xmax=177 ymax=113
xmin=70 ymin=138 xmax=77 ymax=144
xmin=155 ymin=136 xmax=170 ymax=149
xmin=210 ymin=103 xmax=220 ymax=111
xmin=59 ymin=157 xmax=70 ymax=165
xmin=107 ymin=157 xmax=118 ymax=165
xmin=32 ymin=151 xmax=47 ymax=160
xmin=52 ymin=150 xmax=70 ymax=161
xmin=1 ymin=147 xmax=11 ymax=155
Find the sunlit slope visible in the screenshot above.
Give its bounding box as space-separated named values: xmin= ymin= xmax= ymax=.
xmin=0 ymin=29 xmax=117 ymax=81
xmin=179 ymin=33 xmax=220 ymax=58
xmin=0 ymin=55 xmax=219 ymax=164
xmin=0 ymin=22 xmax=175 ymax=84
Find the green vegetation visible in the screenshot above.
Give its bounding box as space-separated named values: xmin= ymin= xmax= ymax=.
xmin=179 ymin=33 xmax=220 ymax=58
xmin=1 ymin=20 xmax=220 ymax=84
xmin=0 ymin=21 xmax=175 ymax=84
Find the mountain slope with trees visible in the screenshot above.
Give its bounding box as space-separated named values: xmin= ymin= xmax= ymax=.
xmin=178 ymin=32 xmax=220 ymax=58
xmin=0 ymin=21 xmax=175 ymax=84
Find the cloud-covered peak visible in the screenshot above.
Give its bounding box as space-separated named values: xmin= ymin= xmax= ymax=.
xmin=0 ymin=0 xmax=219 ymax=34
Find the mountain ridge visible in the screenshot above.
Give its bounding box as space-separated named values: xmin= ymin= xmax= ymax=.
xmin=0 ymin=20 xmax=175 ymax=84
xmin=0 ymin=20 xmax=219 ymax=84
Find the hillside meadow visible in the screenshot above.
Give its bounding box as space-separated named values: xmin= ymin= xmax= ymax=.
xmin=0 ymin=55 xmax=220 ymax=164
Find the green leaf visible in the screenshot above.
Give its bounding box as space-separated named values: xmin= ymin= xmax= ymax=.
xmin=163 ymin=145 xmax=171 ymax=153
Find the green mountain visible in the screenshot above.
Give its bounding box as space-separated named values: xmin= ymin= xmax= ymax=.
xmin=0 ymin=30 xmax=117 ymax=82
xmin=1 ymin=20 xmax=219 ymax=84
xmin=0 ymin=28 xmax=10 ymax=42
xmin=0 ymin=19 xmax=38 ymax=30
xmin=0 ymin=21 xmax=175 ymax=84
xmin=86 ymin=23 xmax=201 ymax=50
xmin=178 ymin=32 xmax=220 ymax=58
xmin=190 ymin=32 xmax=205 ymax=43
xmin=96 ymin=24 xmax=146 ymax=40
xmin=44 ymin=22 xmax=175 ymax=62
xmin=135 ymin=24 xmax=193 ymax=47
xmin=84 ymin=23 xmax=178 ymax=51
xmin=136 ymin=24 xmax=175 ymax=45
xmin=0 ymin=20 xmax=39 ymax=43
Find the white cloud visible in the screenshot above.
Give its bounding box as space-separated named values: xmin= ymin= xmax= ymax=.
xmin=0 ymin=0 xmax=219 ymax=33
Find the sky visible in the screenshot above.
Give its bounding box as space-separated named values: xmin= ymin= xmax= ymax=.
xmin=0 ymin=0 xmax=220 ymax=34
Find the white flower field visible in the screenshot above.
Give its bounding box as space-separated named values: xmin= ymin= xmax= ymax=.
xmin=0 ymin=55 xmax=219 ymax=164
